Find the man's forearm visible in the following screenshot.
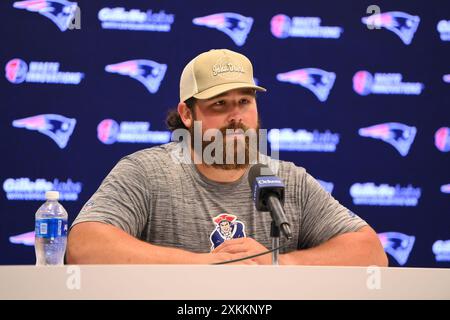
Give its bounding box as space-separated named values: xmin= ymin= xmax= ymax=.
xmin=67 ymin=222 xmax=202 ymax=264
xmin=279 ymin=226 xmax=388 ymax=266
xmin=67 ymin=221 xmax=253 ymax=265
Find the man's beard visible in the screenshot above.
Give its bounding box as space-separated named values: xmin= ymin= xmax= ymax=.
xmin=190 ymin=119 xmax=260 ymax=170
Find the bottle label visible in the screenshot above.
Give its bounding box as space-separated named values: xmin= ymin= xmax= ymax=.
xmin=35 ymin=219 xmax=68 ymax=239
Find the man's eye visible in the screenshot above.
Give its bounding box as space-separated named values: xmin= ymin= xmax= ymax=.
xmin=213 ymin=100 xmax=225 ymax=106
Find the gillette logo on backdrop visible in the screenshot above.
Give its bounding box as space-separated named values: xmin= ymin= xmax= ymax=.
xmin=105 ymin=60 xmax=167 ymax=94
xmin=432 ymin=240 xmax=450 ymax=262
xmin=437 ymin=20 xmax=450 ymax=41
xmin=378 ymin=232 xmax=415 ymax=266
xmin=359 ymin=123 xmax=416 ymax=157
xmin=271 ymin=14 xmax=343 ymax=39
xmin=12 ymin=114 xmax=76 ymax=149
xmin=13 ymin=0 xmax=78 ymax=32
xmin=98 ymin=7 xmax=174 ymax=31
xmin=5 ymin=59 xmax=84 ymax=85
xmin=361 ymin=11 xmax=420 ymax=45
xmin=434 ymin=127 xmax=450 ymax=152
xmin=268 ymin=128 xmax=339 ymax=152
xmin=193 ymin=13 xmax=253 ymax=46
xmin=276 ymin=68 xmax=336 ymax=102
xmin=97 ymin=119 xmax=171 ymax=145
xmin=3 ymin=178 xmax=82 ymax=201
xmin=353 ymin=71 xmax=424 ymax=96
xmin=350 ymin=183 xmax=421 ymax=206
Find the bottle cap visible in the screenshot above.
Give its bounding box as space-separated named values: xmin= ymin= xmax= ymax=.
xmin=45 ymin=191 xmax=60 ymax=201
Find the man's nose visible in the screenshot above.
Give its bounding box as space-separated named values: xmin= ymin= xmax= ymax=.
xmin=227 ymin=102 xmax=243 ymax=123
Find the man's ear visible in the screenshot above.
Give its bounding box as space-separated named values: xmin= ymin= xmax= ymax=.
xmin=177 ymin=102 xmax=193 ymax=128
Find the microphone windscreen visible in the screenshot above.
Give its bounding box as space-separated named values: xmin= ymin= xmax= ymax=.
xmin=248 ymin=164 xmax=273 ymax=191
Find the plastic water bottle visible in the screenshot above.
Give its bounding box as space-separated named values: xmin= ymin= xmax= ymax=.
xmin=35 ymin=191 xmax=68 ymax=266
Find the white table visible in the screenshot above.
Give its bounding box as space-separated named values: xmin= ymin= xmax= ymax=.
xmin=0 ymin=265 xmax=449 ymax=299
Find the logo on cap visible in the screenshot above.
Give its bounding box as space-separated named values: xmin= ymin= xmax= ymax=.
xmin=212 ymin=61 xmax=245 ymax=79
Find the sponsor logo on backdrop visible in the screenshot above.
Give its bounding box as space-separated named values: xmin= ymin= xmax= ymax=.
xmin=359 ymin=123 xmax=416 ymax=157
xmin=444 ymin=74 xmax=450 ymax=83
xmin=435 ymin=127 xmax=450 ymax=152
xmin=317 ymin=179 xmax=334 ymax=194
xmin=353 ymin=71 xmax=424 ymax=96
xmin=378 ymin=232 xmax=415 ymax=266
xmin=350 ymin=183 xmax=421 ymax=206
xmin=276 ymin=68 xmax=336 ymax=102
xmin=271 ymin=14 xmax=343 ymax=39
xmin=3 ymin=178 xmax=82 ymax=201
xmin=432 ymin=240 xmax=450 ymax=262
xmin=12 ymin=114 xmax=76 ymax=149
xmin=9 ymin=231 xmax=35 ymax=246
xmin=441 ymin=184 xmax=450 ymax=194
xmin=437 ymin=20 xmax=450 ymax=41
xmin=361 ymin=11 xmax=420 ymax=45
xmin=268 ymin=128 xmax=339 ymax=152
xmin=13 ymin=0 xmax=78 ymax=31
xmin=97 ymin=119 xmax=171 ymax=145
xmin=105 ymin=59 xmax=167 ymax=94
xmin=193 ymin=13 xmax=253 ymax=46
xmin=98 ymin=7 xmax=174 ymax=31
xmin=5 ymin=59 xmax=84 ymax=85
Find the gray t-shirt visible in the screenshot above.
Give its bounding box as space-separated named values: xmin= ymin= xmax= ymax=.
xmin=72 ymin=142 xmax=367 ymax=253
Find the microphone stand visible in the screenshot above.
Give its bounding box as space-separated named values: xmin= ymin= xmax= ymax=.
xmin=270 ymin=221 xmax=280 ymax=265
xmin=266 ymin=194 xmax=292 ymax=265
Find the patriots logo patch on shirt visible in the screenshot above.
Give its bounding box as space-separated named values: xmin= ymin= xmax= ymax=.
xmin=210 ymin=213 xmax=246 ymax=250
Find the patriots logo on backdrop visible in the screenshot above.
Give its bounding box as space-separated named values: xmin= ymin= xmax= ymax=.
xmin=193 ymin=13 xmax=253 ymax=46
xmin=105 ymin=60 xmax=167 ymax=94
xmin=12 ymin=114 xmax=76 ymax=149
xmin=9 ymin=231 xmax=35 ymax=246
xmin=378 ymin=232 xmax=415 ymax=266
xmin=210 ymin=213 xmax=246 ymax=250
xmin=362 ymin=11 xmax=420 ymax=45
xmin=359 ymin=123 xmax=416 ymax=157
xmin=13 ymin=0 xmax=78 ymax=32
xmin=276 ymin=68 xmax=336 ymax=102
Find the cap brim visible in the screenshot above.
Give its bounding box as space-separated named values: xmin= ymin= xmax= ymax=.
xmin=192 ymin=82 xmax=266 ymax=100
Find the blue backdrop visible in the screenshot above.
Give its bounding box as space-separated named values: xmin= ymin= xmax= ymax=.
xmin=1 ymin=0 xmax=449 ymax=267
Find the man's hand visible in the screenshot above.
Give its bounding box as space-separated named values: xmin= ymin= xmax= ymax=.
xmin=212 ymin=238 xmax=272 ymax=265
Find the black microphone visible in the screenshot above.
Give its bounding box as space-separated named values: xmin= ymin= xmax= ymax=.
xmin=248 ymin=164 xmax=292 ymax=240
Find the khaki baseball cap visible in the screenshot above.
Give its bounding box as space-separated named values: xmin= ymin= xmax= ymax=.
xmin=179 ymin=49 xmax=266 ymax=102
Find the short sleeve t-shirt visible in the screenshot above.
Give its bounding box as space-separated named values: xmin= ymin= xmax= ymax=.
xmin=72 ymin=142 xmax=367 ymax=253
